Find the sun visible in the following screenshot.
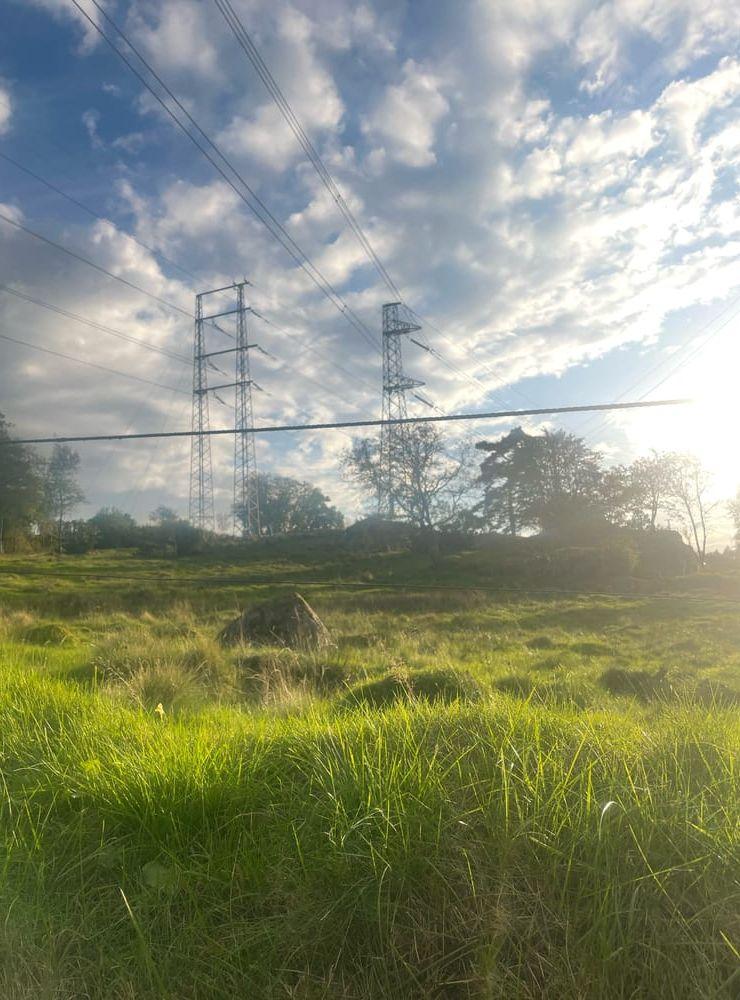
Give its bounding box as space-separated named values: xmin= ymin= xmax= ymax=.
xmin=606 ymin=330 xmax=740 ymax=544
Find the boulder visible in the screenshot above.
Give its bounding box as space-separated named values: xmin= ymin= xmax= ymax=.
xmin=218 ymin=592 xmax=331 ymax=650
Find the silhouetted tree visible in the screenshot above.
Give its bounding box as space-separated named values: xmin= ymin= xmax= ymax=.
xmin=477 ymin=428 xmax=603 ymax=535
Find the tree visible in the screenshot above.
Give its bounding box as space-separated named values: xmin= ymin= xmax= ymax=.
xmin=728 ymin=488 xmax=740 ymax=549
xmin=627 ymin=453 xmax=675 ymax=530
xmin=235 ymin=474 xmax=344 ymax=536
xmin=149 ymin=505 xmax=179 ymax=526
xmin=477 ymin=428 xmax=604 ymax=536
xmin=88 ymin=506 xmax=138 ymax=548
xmin=0 ymin=412 xmax=45 ymax=552
xmin=344 ymin=425 xmax=477 ymax=529
xmin=44 ymin=444 xmax=85 ymax=553
xmin=663 ymin=452 xmax=715 ymax=565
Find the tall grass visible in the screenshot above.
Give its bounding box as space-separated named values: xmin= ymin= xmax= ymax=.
xmin=1 ymin=667 xmax=737 ymax=998
xmin=1 ymin=550 xmax=739 ymax=997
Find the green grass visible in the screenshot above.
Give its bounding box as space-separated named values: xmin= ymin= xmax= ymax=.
xmin=0 ymin=546 xmax=738 ymax=998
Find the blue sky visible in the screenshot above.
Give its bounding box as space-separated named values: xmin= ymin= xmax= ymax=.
xmin=1 ymin=0 xmax=740 ymax=540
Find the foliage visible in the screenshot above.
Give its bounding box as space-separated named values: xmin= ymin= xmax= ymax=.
xmin=662 ymin=452 xmax=715 ymax=564
xmin=476 ymin=427 xmax=604 ymax=535
xmin=235 ymin=473 xmax=344 ymax=536
xmin=475 ymin=431 xmax=719 ymax=556
xmin=0 ymin=412 xmax=45 ymax=549
xmin=43 ymin=442 xmax=85 ymax=552
xmin=89 ymin=506 xmax=139 ymax=548
xmin=61 ymin=518 xmax=98 ymax=554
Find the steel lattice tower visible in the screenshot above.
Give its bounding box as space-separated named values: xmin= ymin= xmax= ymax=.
xmin=379 ymin=302 xmax=424 ymax=519
xmin=189 ymin=282 xmax=260 ymax=536
xmin=188 ymin=291 xmax=215 ymax=531
xmin=233 ymin=282 xmax=260 ymax=537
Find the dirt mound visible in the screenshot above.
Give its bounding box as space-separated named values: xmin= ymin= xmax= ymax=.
xmin=218 ymin=592 xmax=331 ymax=650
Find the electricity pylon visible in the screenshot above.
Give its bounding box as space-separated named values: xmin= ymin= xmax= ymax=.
xmin=188 ymin=281 xmax=260 ymax=536
xmin=188 ymin=290 xmax=215 ymax=531
xmin=233 ymin=282 xmax=260 ymax=537
xmin=379 ymin=302 xmax=424 ymax=519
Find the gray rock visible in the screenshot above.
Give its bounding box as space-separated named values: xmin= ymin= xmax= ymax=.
xmin=218 ymin=592 xmax=331 ymax=649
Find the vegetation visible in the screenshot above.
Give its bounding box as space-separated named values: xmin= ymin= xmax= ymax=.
xmin=0 ymin=541 xmax=738 ymax=998
xmin=236 ymin=472 xmax=344 ymax=535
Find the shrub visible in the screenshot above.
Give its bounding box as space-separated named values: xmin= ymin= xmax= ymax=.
xmin=344 ymin=666 xmax=481 ymax=709
xmin=20 ymin=622 xmax=73 ymax=645
xmin=547 ymin=542 xmax=638 ymax=587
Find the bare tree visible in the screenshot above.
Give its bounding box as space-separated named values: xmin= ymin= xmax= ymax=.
xmin=344 ymin=425 xmax=478 ymax=529
xmin=664 ymin=453 xmax=715 ymax=564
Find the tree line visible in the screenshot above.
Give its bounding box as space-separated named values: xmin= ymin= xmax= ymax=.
xmin=344 ymin=423 xmax=726 ymax=564
xmin=0 ymin=407 xmax=735 ymax=562
xmin=0 ymin=412 xmax=343 ymax=553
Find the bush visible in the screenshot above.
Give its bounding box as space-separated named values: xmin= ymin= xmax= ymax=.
xmin=633 ymin=530 xmax=694 ymax=577
xmin=21 ymin=622 xmax=73 ymax=645
xmin=344 ymin=667 xmax=481 ymax=709
xmin=547 ymin=542 xmax=638 ymax=587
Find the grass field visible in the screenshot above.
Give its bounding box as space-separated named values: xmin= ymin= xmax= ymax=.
xmin=0 ymin=543 xmax=738 ymax=998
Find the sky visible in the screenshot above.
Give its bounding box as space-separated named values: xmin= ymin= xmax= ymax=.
xmin=1 ymin=0 xmax=740 ymax=542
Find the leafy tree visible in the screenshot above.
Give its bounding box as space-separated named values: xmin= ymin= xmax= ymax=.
xmin=44 ymin=443 xmax=85 ymax=553
xmin=235 ymin=474 xmax=344 ymax=535
xmin=477 ymin=428 xmax=603 ymax=535
xmin=0 ymin=412 xmax=45 ymax=551
xmin=88 ymin=506 xmax=138 ymax=548
xmin=344 ymin=425 xmax=477 ymax=529
xmin=149 ymin=505 xmax=179 ymax=525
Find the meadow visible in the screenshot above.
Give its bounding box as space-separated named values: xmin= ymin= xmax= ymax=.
xmin=0 ymin=540 xmax=738 ymax=998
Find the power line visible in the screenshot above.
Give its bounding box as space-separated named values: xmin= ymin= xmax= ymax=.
xmin=212 ymin=0 xmax=523 ymax=408
xmin=213 ymin=0 xmax=402 ymax=300
xmin=1 ymin=398 xmax=693 ymax=446
xmin=0 ymin=330 xmax=190 ymax=394
xmin=581 ymin=292 xmax=740 ymax=441
xmin=70 ymin=0 xmax=381 ymax=356
xmin=0 ymin=149 xmax=199 ymax=282
xmin=0 ymin=282 xmax=192 ymax=366
xmin=0 ymin=210 xmax=192 ymax=318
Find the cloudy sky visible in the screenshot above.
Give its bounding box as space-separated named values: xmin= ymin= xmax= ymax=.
xmin=1 ymin=0 xmax=740 ymax=539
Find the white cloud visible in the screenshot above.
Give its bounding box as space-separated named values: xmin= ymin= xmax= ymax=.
xmin=81 ymin=108 xmax=103 ymax=149
xmin=127 ymin=0 xmax=222 ymax=82
xmin=24 ymin=0 xmax=106 ymax=52
xmin=217 ymin=6 xmax=345 ymax=173
xmin=363 ymin=59 xmax=449 ymax=168
xmin=5 ymin=0 xmax=740 ymax=524
xmin=575 ymin=0 xmax=740 ymax=94
xmin=0 ymin=84 xmax=11 ymax=135
xmin=656 ymin=56 xmax=740 ymax=153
